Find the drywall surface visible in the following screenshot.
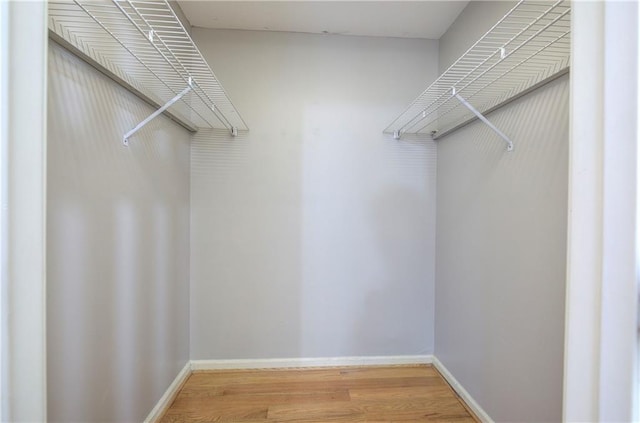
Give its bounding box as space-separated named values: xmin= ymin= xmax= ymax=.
xmin=435 ymin=4 xmax=568 ymax=421
xmin=438 ymin=1 xmax=516 ymax=72
xmin=190 ymin=29 xmax=438 ymax=359
xmin=434 ymin=68 xmax=568 ymax=423
xmin=47 ymin=42 xmax=190 ymax=422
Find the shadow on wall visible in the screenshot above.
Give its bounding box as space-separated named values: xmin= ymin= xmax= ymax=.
xmin=299 ymin=103 xmax=437 ymax=357
xmin=354 ymin=183 xmax=435 ymax=355
xmin=188 ymin=26 xmax=440 ymax=361
xmin=47 ymin=43 xmax=190 ymax=422
xmin=434 ymin=75 xmax=569 ymax=422
xmin=190 ymin=124 xmax=305 ymax=360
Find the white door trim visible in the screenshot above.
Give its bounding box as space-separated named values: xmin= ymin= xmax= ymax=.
xmin=2 ymin=1 xmax=48 ymax=421
xmin=564 ymin=2 xmax=639 ymax=421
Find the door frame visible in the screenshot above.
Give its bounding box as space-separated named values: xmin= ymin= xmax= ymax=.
xmin=564 ymin=1 xmax=639 ymax=421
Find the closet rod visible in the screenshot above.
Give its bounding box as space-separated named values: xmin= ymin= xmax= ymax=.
xmin=383 ymin=0 xmax=571 ymax=144
xmin=48 ymin=0 xmax=249 ymax=138
xmin=49 ymin=31 xmax=197 ymax=134
xmin=432 ymin=67 xmax=569 ymax=141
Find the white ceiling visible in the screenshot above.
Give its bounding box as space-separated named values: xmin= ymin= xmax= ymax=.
xmin=176 ymin=1 xmax=469 ymax=40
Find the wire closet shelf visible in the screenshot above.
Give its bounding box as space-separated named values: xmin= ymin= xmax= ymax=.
xmin=384 ymin=0 xmax=570 ymax=151
xmin=49 ymin=0 xmax=248 ymax=145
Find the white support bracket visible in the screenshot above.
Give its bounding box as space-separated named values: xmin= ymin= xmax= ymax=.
xmin=393 ymin=130 xmax=401 ymax=140
xmin=451 ymin=87 xmax=514 ymax=152
xmin=231 ymin=126 xmax=238 ymax=137
xmin=123 ymin=77 xmax=193 ymax=146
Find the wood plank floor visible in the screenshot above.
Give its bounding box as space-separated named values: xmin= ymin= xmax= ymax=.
xmin=159 ymin=365 xmax=478 ymax=422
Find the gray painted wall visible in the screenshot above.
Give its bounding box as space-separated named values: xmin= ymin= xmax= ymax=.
xmin=47 ymin=42 xmax=191 ymax=422
xmin=190 ymin=28 xmax=438 ymax=359
xmin=168 ymin=0 xmax=192 ymax=36
xmin=435 ymin=3 xmax=568 ymax=422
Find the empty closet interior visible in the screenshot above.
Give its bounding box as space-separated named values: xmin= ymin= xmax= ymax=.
xmin=46 ymin=0 xmax=570 ymax=421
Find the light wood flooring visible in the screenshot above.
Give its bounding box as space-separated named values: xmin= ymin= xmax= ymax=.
xmin=159 ymin=364 xmax=478 ymax=422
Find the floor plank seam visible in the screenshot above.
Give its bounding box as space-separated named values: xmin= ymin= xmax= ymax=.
xmin=160 ymin=364 xmax=478 ymax=422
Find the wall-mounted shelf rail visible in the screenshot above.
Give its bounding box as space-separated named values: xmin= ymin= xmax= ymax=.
xmin=384 ymin=0 xmax=570 ymax=151
xmin=49 ymin=0 xmax=248 ymax=145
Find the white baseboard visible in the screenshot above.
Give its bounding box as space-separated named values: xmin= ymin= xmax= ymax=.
xmin=191 ymin=354 xmax=433 ymax=371
xmin=144 ymin=361 xmax=192 ymax=423
xmin=432 ymin=356 xmax=494 ymax=423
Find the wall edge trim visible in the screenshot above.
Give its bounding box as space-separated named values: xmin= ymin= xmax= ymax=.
xmin=432 ymin=356 xmax=494 ymax=423
xmin=144 ymin=361 xmax=192 ymax=423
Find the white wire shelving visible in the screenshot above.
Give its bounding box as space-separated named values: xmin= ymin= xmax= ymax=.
xmin=384 ymin=0 xmax=571 ymax=151
xmin=49 ymin=0 xmax=248 ymax=145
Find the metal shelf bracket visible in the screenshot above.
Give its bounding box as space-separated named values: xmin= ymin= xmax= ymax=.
xmin=123 ymin=77 xmax=193 ymax=146
xmin=451 ymin=87 xmax=514 ymax=152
